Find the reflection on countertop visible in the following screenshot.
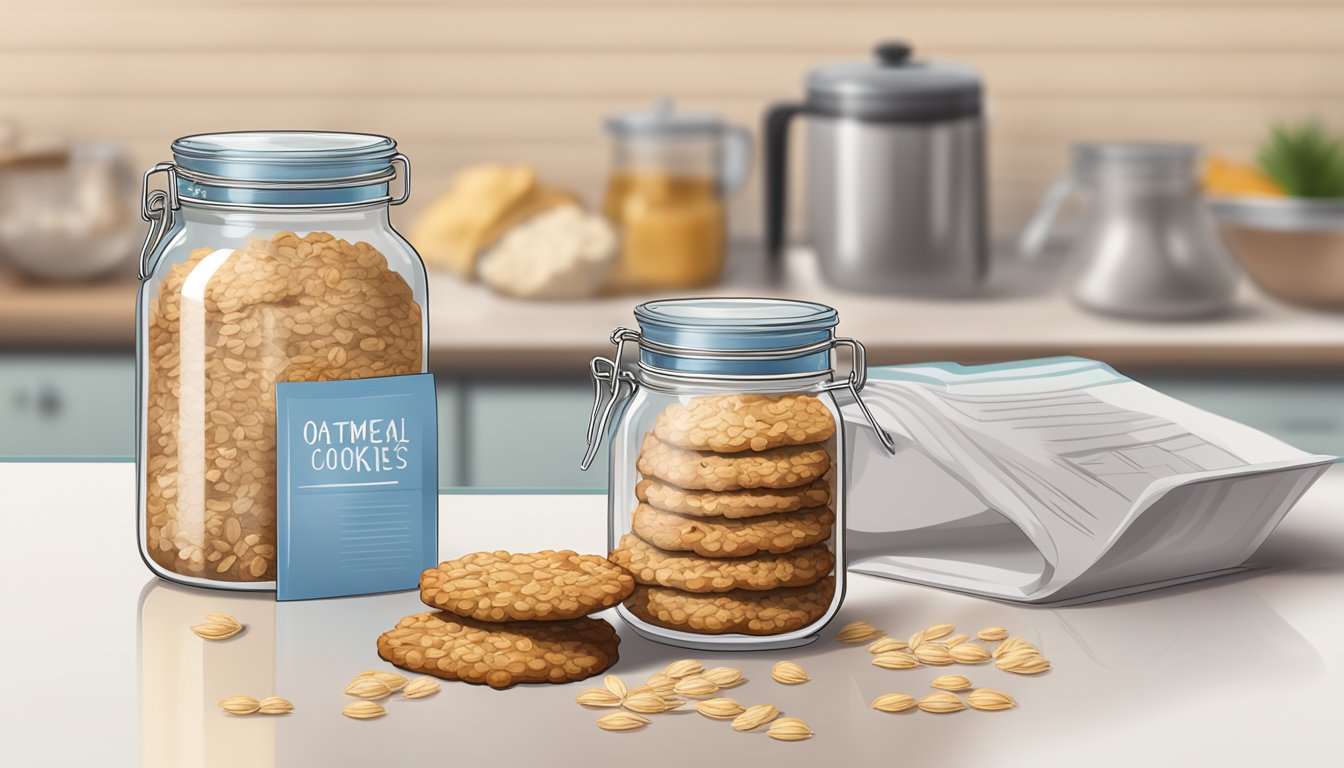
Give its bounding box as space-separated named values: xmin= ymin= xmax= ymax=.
xmin=119 ymin=465 xmax=1344 ymax=768
xmin=133 ymin=566 xmax=1328 ymax=767
xmin=2 ymin=462 xmax=1340 ymax=767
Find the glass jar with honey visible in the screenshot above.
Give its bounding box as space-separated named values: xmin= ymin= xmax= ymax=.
xmin=602 ymin=100 xmax=752 ymax=290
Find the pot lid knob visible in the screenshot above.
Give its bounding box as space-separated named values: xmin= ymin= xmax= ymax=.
xmin=875 ymin=41 xmax=912 ymax=66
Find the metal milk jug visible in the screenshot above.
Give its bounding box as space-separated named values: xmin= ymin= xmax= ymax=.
xmin=1018 ymin=143 xmax=1241 ymax=319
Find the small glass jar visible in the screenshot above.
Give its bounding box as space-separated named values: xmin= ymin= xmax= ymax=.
xmin=135 ymin=132 xmax=428 ymax=590
xmin=601 ymin=100 xmax=752 ymax=291
xmin=581 ymin=298 xmax=893 ymax=650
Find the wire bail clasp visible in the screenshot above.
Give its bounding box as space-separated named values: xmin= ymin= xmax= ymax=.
xmin=137 ymin=162 xmax=180 ymax=281
xmin=580 ymin=328 xmax=640 ymax=471
xmin=820 ymin=337 xmax=896 ymax=455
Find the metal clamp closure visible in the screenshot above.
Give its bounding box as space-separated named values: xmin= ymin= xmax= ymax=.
xmin=389 ymin=153 xmax=412 ymax=205
xmin=138 ymin=162 xmax=180 ymax=281
xmin=580 ymin=328 xmax=639 ymax=471
xmin=819 ymin=337 xmax=895 ymax=454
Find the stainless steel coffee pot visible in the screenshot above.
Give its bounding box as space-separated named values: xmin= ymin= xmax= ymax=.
xmin=764 ymin=42 xmax=988 ymax=294
xmin=1019 ymin=143 xmax=1240 ymax=319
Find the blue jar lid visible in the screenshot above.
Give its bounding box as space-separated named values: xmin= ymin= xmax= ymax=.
xmin=170 ymin=131 xmax=399 ymax=207
xmin=633 ymin=298 xmax=838 ymax=375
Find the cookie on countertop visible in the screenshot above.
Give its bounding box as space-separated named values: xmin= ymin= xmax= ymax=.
xmin=609 ymin=533 xmax=834 ymax=593
xmin=377 ymin=612 xmax=620 ymax=689
xmin=420 ymin=550 xmax=634 ymax=622
xmin=636 ymin=434 xmax=831 ymax=492
xmin=631 ymin=503 xmax=835 ymax=558
xmin=636 ymin=476 xmax=832 ymax=519
xmin=653 ymin=393 xmax=836 ymax=453
xmin=624 ymin=577 xmax=836 ymax=636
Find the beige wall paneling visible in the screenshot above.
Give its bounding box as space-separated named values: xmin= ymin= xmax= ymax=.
xmin=4 ymin=0 xmax=1341 ymax=240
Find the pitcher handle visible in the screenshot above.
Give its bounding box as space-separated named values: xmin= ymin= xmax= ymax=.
xmin=1016 ymin=175 xmax=1076 ymax=261
xmin=763 ymin=101 xmax=806 ymax=265
xmin=719 ymin=124 xmax=754 ymax=197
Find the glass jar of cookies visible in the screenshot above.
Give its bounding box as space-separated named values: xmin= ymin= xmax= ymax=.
xmin=135 ymin=132 xmax=427 ymax=590
xmin=580 ymin=298 xmax=893 ymax=649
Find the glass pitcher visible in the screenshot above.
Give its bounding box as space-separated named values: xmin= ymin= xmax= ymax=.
xmin=602 ymin=100 xmax=752 ymax=290
xmin=1018 ymin=143 xmax=1240 ymax=319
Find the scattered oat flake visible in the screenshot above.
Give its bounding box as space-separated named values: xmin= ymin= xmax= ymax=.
xmin=771 ymin=660 xmax=809 ymax=685
xmin=767 ymin=717 xmax=814 ymax=741
xmin=596 ymin=712 xmax=650 ymax=732
xmin=871 ymin=692 xmax=918 ymax=713
xmin=836 ymin=620 xmax=883 ymax=643
xmin=967 ymin=689 xmax=1016 ymax=711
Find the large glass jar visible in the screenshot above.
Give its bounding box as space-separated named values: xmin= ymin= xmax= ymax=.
xmin=135 ymin=132 xmax=428 ymax=590
xmin=581 ymin=298 xmax=893 ymax=650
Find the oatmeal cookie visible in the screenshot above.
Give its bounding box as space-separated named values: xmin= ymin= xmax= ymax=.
xmin=609 ymin=534 xmax=834 ymax=592
xmin=636 ymin=435 xmax=830 ymax=492
xmin=377 ymin=611 xmax=619 ymax=689
xmin=631 ymin=504 xmax=834 ymax=558
xmin=653 ymin=393 xmax=835 ymax=453
xmin=636 ymin=477 xmax=831 ymax=518
xmin=624 ymin=577 xmax=836 ymax=636
xmin=420 ymin=550 xmax=634 ymax=622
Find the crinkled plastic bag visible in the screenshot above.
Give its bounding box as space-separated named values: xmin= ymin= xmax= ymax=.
xmin=842 ymin=358 xmax=1334 ymax=604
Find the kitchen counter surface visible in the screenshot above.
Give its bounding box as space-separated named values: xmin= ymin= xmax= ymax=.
xmin=3 ymin=250 xmax=1344 ymax=371
xmin=6 ymin=461 xmax=1342 ymax=767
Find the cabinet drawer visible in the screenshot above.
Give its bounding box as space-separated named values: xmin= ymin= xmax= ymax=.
xmin=463 ymin=380 xmax=605 ymax=489
xmin=0 ymin=354 xmax=135 ymax=457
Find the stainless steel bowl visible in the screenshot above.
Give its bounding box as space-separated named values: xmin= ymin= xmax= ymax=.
xmin=1209 ymin=196 xmax=1344 ymax=310
xmin=0 ymin=142 xmax=141 ymax=282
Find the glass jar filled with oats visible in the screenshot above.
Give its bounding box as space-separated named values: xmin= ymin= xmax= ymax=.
xmin=136 ymin=132 xmax=427 ymax=589
xmin=580 ymin=298 xmax=894 ymax=650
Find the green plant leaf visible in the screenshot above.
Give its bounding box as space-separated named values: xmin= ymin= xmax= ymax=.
xmin=1257 ymin=119 xmax=1344 ymax=198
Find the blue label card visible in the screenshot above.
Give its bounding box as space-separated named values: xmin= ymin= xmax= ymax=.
xmin=275 ymin=373 xmax=438 ymax=601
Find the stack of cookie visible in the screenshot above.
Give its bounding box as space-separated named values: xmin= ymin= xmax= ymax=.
xmin=377 ymin=550 xmax=634 ymax=689
xmin=611 ymin=393 xmax=839 ymax=636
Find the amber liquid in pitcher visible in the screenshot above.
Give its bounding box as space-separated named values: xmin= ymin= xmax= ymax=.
xmin=603 ymin=172 xmax=726 ymax=290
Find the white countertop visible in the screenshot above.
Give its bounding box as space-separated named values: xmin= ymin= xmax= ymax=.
xmin=6 ymin=462 xmax=1343 ymax=767
xmin=428 ymin=250 xmax=1344 ymax=372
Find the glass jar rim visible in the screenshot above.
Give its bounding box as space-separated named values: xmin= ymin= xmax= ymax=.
xmin=634 ymin=297 xmax=838 ymax=333
xmin=171 ymin=131 xmax=397 ymax=171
